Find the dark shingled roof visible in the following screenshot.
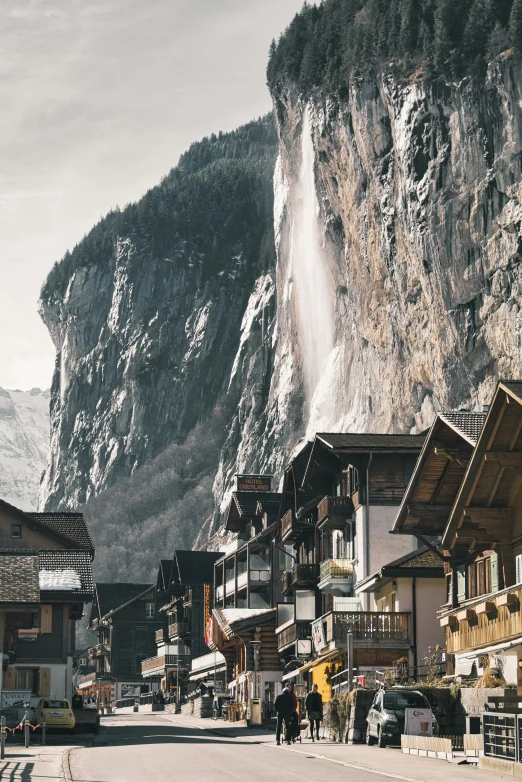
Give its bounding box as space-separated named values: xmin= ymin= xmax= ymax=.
xmin=383 ymin=546 xmax=443 ymax=570
xmin=27 ymin=513 xmax=94 ymax=550
xmin=232 ymin=492 xmax=280 ymax=517
xmin=256 ymin=493 xmax=282 ymax=513
xmin=438 ymin=411 xmax=486 ymax=446
xmin=96 ymin=583 xmax=152 ymax=618
xmin=38 ymin=550 xmax=94 ymax=596
xmin=174 ymin=551 xmax=222 ymax=584
xmin=0 ymin=555 xmax=39 ymax=603
xmin=158 ymin=560 xmax=174 ymax=592
xmin=316 ymin=433 xmax=426 ymax=451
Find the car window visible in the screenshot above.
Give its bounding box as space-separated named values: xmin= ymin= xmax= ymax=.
xmin=373 ymin=692 xmax=382 ymax=710
xmin=43 ymin=700 xmax=69 ymax=708
xmin=383 ymin=692 xmax=429 ymax=710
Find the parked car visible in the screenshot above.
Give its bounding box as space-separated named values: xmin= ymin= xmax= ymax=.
xmin=32 ymin=698 xmax=75 ymax=733
xmin=366 ymin=688 xmax=432 ymax=748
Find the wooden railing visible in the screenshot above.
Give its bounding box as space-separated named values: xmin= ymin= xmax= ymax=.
xmin=141 ymin=654 xmax=191 ymax=674
xmin=281 ymin=509 xmax=295 ymax=539
xmin=168 ymin=622 xmax=189 ymax=639
xmin=281 ymin=570 xmax=293 ymax=593
xmin=442 ymin=586 xmax=522 ymax=654
xmin=319 ymin=558 xmax=353 ymax=581
xmin=319 ymin=611 xmax=411 ymax=649
xmin=317 ymin=496 xmax=354 ymax=523
xmin=276 ymin=620 xmax=311 ymax=650
xmin=88 ymin=643 xmax=110 ymax=658
xmin=291 ymin=563 xmax=319 ymax=585
xmin=155 ymin=628 xmax=166 ymax=643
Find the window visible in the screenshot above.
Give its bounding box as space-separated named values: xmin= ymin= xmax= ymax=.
xmin=145 ymin=602 xmax=155 ymax=619
xmin=10 ymin=525 xmax=21 ymax=539
xmin=136 ymin=627 xmax=147 ymax=647
xmin=17 ymin=668 xmax=38 ymax=694
xmin=466 ymin=558 xmax=491 ymax=599
xmin=404 ymin=456 xmax=418 ymax=486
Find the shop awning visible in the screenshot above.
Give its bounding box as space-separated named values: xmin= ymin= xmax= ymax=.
xmin=282 ymin=650 xmax=342 ymax=681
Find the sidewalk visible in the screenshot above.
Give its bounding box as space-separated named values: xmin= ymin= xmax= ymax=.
xmin=159 ymin=713 xmax=509 ymax=782
xmin=0 ymin=742 xmax=76 ymax=781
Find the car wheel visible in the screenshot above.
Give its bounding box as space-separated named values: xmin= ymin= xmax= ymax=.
xmin=377 ymin=728 xmax=387 ymax=748
xmin=366 ymin=725 xmax=377 ymax=746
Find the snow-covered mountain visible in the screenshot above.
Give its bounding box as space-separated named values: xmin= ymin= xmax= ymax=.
xmin=0 ymin=388 xmax=50 ymax=509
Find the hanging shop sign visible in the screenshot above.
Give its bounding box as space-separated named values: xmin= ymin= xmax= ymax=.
xmin=311 ymin=619 xmax=326 ymax=653
xmin=18 ymin=629 xmax=38 ymax=642
xmin=236 ymin=475 xmax=272 ymax=492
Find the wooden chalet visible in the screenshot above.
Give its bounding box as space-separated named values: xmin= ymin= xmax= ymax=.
xmin=276 ymin=434 xmax=426 ymax=700
xmin=88 ymin=583 xmax=163 ymax=707
xmin=0 ymin=501 xmax=94 ymax=707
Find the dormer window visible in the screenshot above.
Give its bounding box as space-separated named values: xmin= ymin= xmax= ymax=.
xmin=10 ymin=525 xmax=22 ymax=539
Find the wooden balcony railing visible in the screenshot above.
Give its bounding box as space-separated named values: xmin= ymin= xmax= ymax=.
xmin=168 ymin=622 xmax=189 ymax=639
xmin=291 ymin=563 xmax=319 ymax=585
xmin=155 ymin=628 xmax=166 ymax=644
xmin=276 ymin=620 xmax=311 ymax=650
xmin=141 ymin=654 xmax=191 ymax=675
xmin=281 ymin=570 xmax=293 ymax=593
xmin=319 ymin=558 xmax=353 ymax=581
xmin=281 ymin=509 xmax=313 ymax=542
xmin=88 ymin=643 xmax=110 ymax=658
xmin=317 ymin=496 xmax=355 ymax=526
xmin=318 ymin=611 xmax=411 ymax=650
xmin=441 ymin=586 xmax=522 ymax=654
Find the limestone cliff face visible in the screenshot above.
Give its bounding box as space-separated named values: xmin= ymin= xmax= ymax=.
xmin=268 ymin=55 xmax=522 ymax=438
xmin=39 ymin=58 xmax=522 ymax=537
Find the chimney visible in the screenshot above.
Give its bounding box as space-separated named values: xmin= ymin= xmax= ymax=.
xmin=482 ymin=404 xmax=490 ymax=413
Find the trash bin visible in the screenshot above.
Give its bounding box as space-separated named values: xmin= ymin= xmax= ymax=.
xmin=251 ymin=698 xmax=262 ymax=725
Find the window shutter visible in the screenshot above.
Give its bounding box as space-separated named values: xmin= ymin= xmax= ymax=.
xmin=516 ymin=555 xmax=522 ymax=585
xmin=41 ymin=605 xmax=52 ymax=634
xmin=457 ymin=565 xmax=466 ymax=603
xmin=39 ymin=667 xmax=51 ymax=696
xmin=4 ymin=668 xmax=16 ymax=690
xmin=491 ymin=553 xmax=499 ymax=592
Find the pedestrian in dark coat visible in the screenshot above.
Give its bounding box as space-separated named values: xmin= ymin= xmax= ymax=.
xmin=305 ymin=684 xmax=323 ymax=741
xmin=275 ymin=684 xmax=294 ymax=745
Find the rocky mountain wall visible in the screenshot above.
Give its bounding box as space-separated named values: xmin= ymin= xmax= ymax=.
xmin=38 ymin=57 xmax=522 ymax=544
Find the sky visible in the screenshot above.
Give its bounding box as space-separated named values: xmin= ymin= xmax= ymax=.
xmin=0 ymin=0 xmax=306 ymax=390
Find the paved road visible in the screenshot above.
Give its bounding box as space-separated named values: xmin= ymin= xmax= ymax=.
xmin=68 ymin=714 xmax=506 ymax=782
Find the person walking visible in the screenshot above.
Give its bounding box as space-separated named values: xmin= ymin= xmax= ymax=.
xmin=275 ymin=683 xmax=294 ymax=745
xmin=305 ymin=684 xmax=323 ymax=742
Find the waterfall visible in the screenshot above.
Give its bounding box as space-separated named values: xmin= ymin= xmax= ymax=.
xmin=291 ymin=107 xmax=335 ymax=426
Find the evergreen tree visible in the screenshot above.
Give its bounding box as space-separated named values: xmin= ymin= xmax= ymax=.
xmin=510 ymin=0 xmax=522 ymax=48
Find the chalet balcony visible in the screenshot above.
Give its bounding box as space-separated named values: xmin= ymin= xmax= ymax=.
xmin=215 ymin=571 xmax=249 ymax=602
xmin=281 ymin=509 xmax=314 ymax=543
xmin=291 ymin=563 xmax=318 ymax=586
xmin=155 ymin=628 xmax=167 ymax=644
xmin=317 ymin=496 xmax=355 ymax=530
xmin=315 ymin=611 xmax=411 ymax=653
xmin=168 ymin=622 xmax=190 ymax=640
xmin=318 ymin=558 xmax=353 ymax=595
xmin=141 ymin=653 xmax=191 ymax=677
xmin=276 ymin=620 xmax=312 ymax=652
xmin=440 ymin=585 xmax=522 ymax=655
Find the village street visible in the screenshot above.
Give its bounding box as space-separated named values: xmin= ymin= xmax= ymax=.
xmin=63 ymin=714 xmax=505 ymax=782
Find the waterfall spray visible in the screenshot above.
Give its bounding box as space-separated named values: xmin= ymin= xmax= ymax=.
xmin=291 ymin=107 xmax=335 ymax=421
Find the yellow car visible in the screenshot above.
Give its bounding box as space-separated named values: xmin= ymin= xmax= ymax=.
xmin=33 ymin=699 xmax=75 ymax=732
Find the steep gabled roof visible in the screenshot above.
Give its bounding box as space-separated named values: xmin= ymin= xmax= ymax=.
xmin=174 ymin=551 xmax=222 ymax=584
xmin=156 ymin=559 xmax=174 ymax=593
xmin=438 ymin=411 xmax=486 ymax=446
xmin=256 ymin=494 xmax=282 ymax=514
xmin=0 ymin=499 xmax=92 ymax=552
xmin=28 ymin=513 xmax=94 ymax=550
xmin=355 ymin=546 xmax=444 ymax=593
xmin=95 ymin=583 xmax=152 ymax=620
xmin=316 ymin=433 xmax=426 ymax=451
xmin=0 ymin=555 xmax=39 ymax=604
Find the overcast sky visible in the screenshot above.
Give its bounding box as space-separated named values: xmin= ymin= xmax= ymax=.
xmin=0 ymin=0 xmax=306 ymax=390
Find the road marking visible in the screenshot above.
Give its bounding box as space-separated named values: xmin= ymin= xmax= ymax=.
xmin=262 ymin=743 xmax=420 ymax=782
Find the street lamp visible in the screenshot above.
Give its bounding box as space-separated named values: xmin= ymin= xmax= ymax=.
xmin=250 ymin=641 xmax=261 ymax=699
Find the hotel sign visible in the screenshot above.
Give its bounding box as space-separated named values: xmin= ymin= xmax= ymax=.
xmin=204 ymin=583 xmax=211 ymax=644
xmin=236 ymin=475 xmax=272 ymax=492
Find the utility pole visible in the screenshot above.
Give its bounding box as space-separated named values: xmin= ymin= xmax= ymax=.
xmin=176 ymin=642 xmax=180 ymax=714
